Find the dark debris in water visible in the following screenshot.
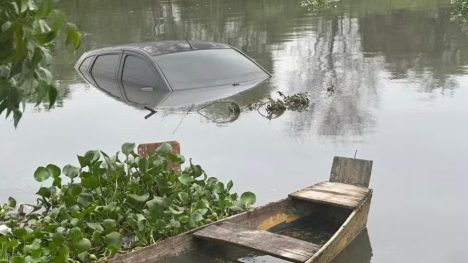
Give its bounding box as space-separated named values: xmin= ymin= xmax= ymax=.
xmin=260 ymin=91 xmax=310 ymax=119
xmin=197 ymin=91 xmax=311 ymax=123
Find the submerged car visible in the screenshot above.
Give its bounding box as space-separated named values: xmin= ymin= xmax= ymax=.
xmin=74 ymin=40 xmax=271 ymax=109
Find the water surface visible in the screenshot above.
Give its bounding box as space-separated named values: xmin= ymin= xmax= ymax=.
xmin=1 ymin=0 xmax=468 ymax=262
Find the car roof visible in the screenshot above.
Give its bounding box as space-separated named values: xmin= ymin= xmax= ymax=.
xmin=87 ymin=40 xmax=231 ymax=56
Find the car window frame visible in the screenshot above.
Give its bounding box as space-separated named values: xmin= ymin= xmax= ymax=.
xmin=76 ymin=55 xmax=99 ymax=87
xmin=119 ymin=50 xmax=171 ymax=92
xmin=88 ymin=51 xmax=125 ymax=100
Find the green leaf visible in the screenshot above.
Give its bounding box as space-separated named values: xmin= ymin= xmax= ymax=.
xmin=128 ymin=193 xmax=150 ymax=203
xmin=70 ymin=227 xmax=84 ymax=243
xmin=196 ymin=198 xmax=210 ymax=209
xmin=190 ymin=212 xmax=203 ymax=224
xmin=63 ymin=164 xmax=80 ymax=179
xmin=36 ymin=187 xmax=51 ymax=198
xmin=46 ymin=164 xmax=61 ymax=178
xmin=121 ymin=143 xmax=135 ymax=156
xmin=8 ymin=197 xmax=16 ymax=207
xmin=53 ymin=245 xmax=69 ymax=263
xmin=11 ymin=256 xmax=26 ymax=263
xmin=19 ymin=0 xmax=29 ymax=12
xmin=227 ymin=180 xmax=233 ymax=191
xmin=73 ymin=238 xmax=91 ymax=252
xmin=156 ymin=143 xmax=172 ymax=154
xmin=178 ymin=192 xmax=189 ymax=205
xmin=31 ymin=47 xmax=43 ymax=67
xmin=86 ymin=223 xmax=104 ymax=232
xmin=84 ymin=150 xmax=100 ymax=163
xmin=192 ymin=165 xmax=203 ymax=178
xmin=240 ymin=192 xmax=256 ymax=207
xmin=168 ymin=206 xmax=185 ymax=215
xmin=165 ymin=218 xmax=181 ymax=229
xmin=102 ymin=219 xmax=117 ymax=231
xmin=80 ymin=174 xmax=99 ymax=189
xmin=178 ymin=173 xmax=193 ymax=185
xmin=146 ymin=196 xmax=165 ymax=209
xmin=48 ymin=85 xmax=57 ymax=108
xmin=78 ymin=251 xmax=90 ymax=261
xmin=104 ymin=232 xmax=122 ymax=252
xmin=34 ymin=166 xmax=50 ymax=182
xmin=77 ymin=193 xmax=93 ymax=207
xmin=77 ymin=155 xmax=88 ymax=167
xmin=65 ymin=23 xmax=81 ymax=49
xmin=214 ymin=182 xmax=225 ymax=193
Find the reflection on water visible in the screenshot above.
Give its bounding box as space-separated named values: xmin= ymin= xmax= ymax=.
xmin=53 ymin=0 xmax=468 ymax=136
xmin=2 ymin=0 xmax=468 ymax=262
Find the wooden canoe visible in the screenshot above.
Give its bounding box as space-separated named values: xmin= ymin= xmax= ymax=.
xmin=110 ymin=143 xmax=373 ymax=263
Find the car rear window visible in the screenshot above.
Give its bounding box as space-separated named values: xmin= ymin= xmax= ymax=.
xmin=154 ymin=49 xmax=268 ymax=90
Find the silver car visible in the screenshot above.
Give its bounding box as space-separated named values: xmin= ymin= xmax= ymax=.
xmin=74 ymin=41 xmax=271 ymax=109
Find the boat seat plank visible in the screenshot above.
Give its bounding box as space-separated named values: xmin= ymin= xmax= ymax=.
xmin=289 ymin=182 xmax=369 ymax=209
xmin=193 ymin=222 xmax=320 ymax=262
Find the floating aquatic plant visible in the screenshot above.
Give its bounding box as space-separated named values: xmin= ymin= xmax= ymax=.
xmin=0 ymin=143 xmax=255 ymax=262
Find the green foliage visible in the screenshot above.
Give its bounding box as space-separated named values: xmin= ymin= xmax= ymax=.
xmin=453 ymin=0 xmax=468 ymax=15
xmin=300 ymin=0 xmax=339 ymax=10
xmin=452 ymin=0 xmax=468 ymax=23
xmin=0 ymin=143 xmax=255 ymax=262
xmin=0 ymin=0 xmax=81 ymax=127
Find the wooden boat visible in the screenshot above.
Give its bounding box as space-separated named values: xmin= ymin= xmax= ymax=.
xmin=110 ymin=142 xmax=373 ymax=263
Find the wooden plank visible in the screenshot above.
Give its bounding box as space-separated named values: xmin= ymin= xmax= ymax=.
xmin=289 ymin=189 xmax=362 ymax=209
xmin=109 ymin=233 xmax=195 ymax=262
xmin=306 ymin=192 xmax=373 ymax=263
xmin=194 ymin=222 xmax=321 ymax=262
xmin=331 ymin=229 xmax=372 ymax=263
xmin=311 ymin=182 xmax=369 ymax=198
xmin=330 ymin=157 xmax=373 ymax=187
xmin=316 ymin=182 xmax=369 ymax=194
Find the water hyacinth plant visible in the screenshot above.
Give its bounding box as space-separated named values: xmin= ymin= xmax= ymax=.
xmin=0 ymin=143 xmax=256 ymax=262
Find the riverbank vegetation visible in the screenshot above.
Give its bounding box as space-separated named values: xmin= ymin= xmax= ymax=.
xmin=0 ymin=143 xmax=255 ymax=262
xmin=0 ymin=0 xmax=81 ymax=127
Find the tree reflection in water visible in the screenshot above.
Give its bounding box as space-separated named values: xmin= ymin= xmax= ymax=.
xmin=56 ymin=0 xmax=468 ymax=138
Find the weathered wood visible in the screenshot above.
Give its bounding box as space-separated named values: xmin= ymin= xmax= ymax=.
xmin=308 ymin=182 xmax=369 ymax=200
xmin=313 ymin=182 xmax=369 ymax=196
xmin=109 ymin=233 xmax=195 ymax=262
xmin=289 ymin=182 xmax=369 ymax=209
xmin=306 ymin=192 xmax=373 ymax=263
xmin=330 ymin=157 xmax=373 ymax=187
xmin=331 ymin=229 xmax=372 ymax=263
xmin=194 ymin=222 xmax=321 ymax=262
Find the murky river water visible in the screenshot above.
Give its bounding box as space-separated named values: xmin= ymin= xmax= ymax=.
xmin=1 ymin=0 xmax=468 ymax=262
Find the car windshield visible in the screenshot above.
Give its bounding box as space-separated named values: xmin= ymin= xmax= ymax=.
xmin=154 ymin=49 xmax=269 ymax=90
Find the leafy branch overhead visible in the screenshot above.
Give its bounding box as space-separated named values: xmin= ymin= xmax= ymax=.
xmin=0 ymin=143 xmax=255 ymax=262
xmin=0 ymin=0 xmax=81 ymax=127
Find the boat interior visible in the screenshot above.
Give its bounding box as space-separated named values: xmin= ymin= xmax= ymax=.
xmin=191 ymin=181 xmax=371 ymax=262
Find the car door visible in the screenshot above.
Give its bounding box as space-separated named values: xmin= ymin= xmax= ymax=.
xmin=119 ymin=51 xmax=170 ymax=108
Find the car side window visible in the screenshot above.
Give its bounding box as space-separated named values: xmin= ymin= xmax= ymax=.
xmin=91 ymin=54 xmax=122 ymax=98
xmin=122 ymin=55 xmax=165 ymax=104
xmin=122 ymin=55 xmax=162 ymax=89
xmin=78 ymin=56 xmax=95 ymax=84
